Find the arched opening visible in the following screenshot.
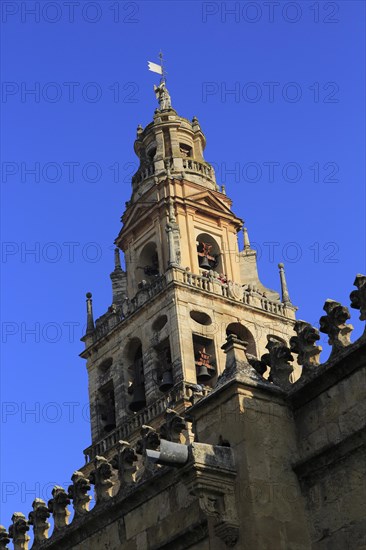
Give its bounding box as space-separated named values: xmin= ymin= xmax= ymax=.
xmin=179 ymin=142 xmax=192 ymax=157
xmin=196 ymin=233 xmax=223 ymax=274
xmin=155 ymin=338 xmax=174 ymax=393
xmin=126 ymin=338 xmax=146 ymax=412
xmin=226 ymin=323 xmax=257 ymax=357
xmin=97 ymin=381 xmax=116 ymax=435
xmin=147 ymin=146 xmax=157 ymax=162
xmin=136 ymin=241 xmax=160 ymax=285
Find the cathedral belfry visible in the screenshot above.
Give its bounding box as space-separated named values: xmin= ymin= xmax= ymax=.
xmin=3 ymin=63 xmax=364 ymax=550
xmin=81 ymin=72 xmax=297 ymax=458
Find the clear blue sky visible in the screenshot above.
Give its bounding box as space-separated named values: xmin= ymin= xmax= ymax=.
xmin=1 ymin=0 xmax=365 ymax=530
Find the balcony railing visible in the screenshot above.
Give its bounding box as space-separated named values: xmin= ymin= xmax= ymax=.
xmin=132 ymin=162 xmax=155 ymax=185
xmin=182 ymin=157 xmax=214 ymax=181
xmin=84 ymin=381 xmax=211 ymax=462
xmin=89 ymin=269 xmax=290 ymax=345
xmin=178 ymin=268 xmax=286 ymax=315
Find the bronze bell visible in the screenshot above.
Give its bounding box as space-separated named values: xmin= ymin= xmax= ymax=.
xmin=199 ymin=255 xmax=212 ymax=270
xmin=129 ymin=384 xmax=146 ymax=412
xmin=196 ymin=365 xmax=213 ymax=382
xmin=159 ymin=370 xmax=174 ymax=392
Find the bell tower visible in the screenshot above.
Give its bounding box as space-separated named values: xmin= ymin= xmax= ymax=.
xmin=81 ymin=77 xmax=297 ymax=465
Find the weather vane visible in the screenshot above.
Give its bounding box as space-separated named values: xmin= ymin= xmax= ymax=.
xmin=147 ymin=52 xmax=171 ymax=110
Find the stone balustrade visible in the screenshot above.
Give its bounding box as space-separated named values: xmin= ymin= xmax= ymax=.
xmin=182 ymin=157 xmax=215 ymax=181
xmin=131 ymin=162 xmax=155 ymax=186
xmin=89 ymin=267 xmax=293 ymax=345
xmin=84 ymin=381 xmax=210 ymax=462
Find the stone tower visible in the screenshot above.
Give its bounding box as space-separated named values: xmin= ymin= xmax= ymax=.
xmin=81 ymin=81 xmax=297 ymax=465
xmin=3 ymin=79 xmax=365 ymax=550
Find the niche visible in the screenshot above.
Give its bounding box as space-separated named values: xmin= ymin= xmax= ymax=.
xmin=98 ymin=357 xmax=113 ymax=375
xmin=97 ymin=381 xmax=116 ymax=435
xmin=190 ymin=310 xmax=212 ymax=326
xmin=193 ymin=334 xmax=216 ymax=386
xmin=152 ymin=314 xmax=168 ymax=332
xmin=226 ymin=323 xmax=257 ymax=357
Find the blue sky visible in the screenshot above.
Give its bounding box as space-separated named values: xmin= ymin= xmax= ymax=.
xmin=1 ymin=0 xmax=365 ymax=530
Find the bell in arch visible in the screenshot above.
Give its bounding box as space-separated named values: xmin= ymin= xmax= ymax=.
xmin=195 ymin=347 xmax=214 ymax=383
xmin=159 ymin=370 xmax=174 ymax=392
xmin=199 ymin=255 xmax=212 ymax=270
xmin=196 ymin=364 xmax=213 ymax=383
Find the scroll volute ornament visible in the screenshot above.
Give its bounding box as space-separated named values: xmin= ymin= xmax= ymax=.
xmin=28 ymin=498 xmax=50 ymax=544
xmin=350 ymin=274 xmax=366 ymax=327
xmin=111 ymin=440 xmax=138 ymax=491
xmin=0 ymin=526 xmax=10 ymax=550
xmin=68 ymin=471 xmax=91 ymax=518
xmin=89 ymin=456 xmax=114 ymax=503
xmin=48 ymin=486 xmax=71 ymax=530
xmin=290 ymin=320 xmax=322 ymax=377
xmin=9 ymin=513 xmax=30 ymax=550
xmin=135 ymin=425 xmax=160 ymax=481
xmin=319 ymin=299 xmax=353 ymax=356
xmin=263 ymin=337 xmax=294 ymax=391
xmin=160 ymin=409 xmax=187 ymax=443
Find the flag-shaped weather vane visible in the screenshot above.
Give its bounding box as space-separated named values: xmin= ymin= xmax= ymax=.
xmin=148 ymin=52 xmax=172 ymax=111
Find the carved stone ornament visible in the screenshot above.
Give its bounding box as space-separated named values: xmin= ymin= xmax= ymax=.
xmin=350 ymin=273 xmax=366 ymax=325
xmin=135 ymin=425 xmax=160 ymax=481
xmin=184 ymin=444 xmax=239 ymax=547
xmin=227 ymin=282 xmax=244 ymax=302
xmin=111 ymin=440 xmax=138 ymax=490
xmin=0 ymin=526 xmax=10 ymax=550
xmin=28 ymin=498 xmax=50 ymax=544
xmin=159 ymin=409 xmax=186 ymax=443
xmin=89 ymin=456 xmax=114 ymax=503
xmin=319 ymin=299 xmax=353 ymax=356
xmin=290 ymin=320 xmax=322 ymax=378
xmin=48 ymin=486 xmax=71 ymax=531
xmin=264 ymin=337 xmax=294 ymax=391
xmin=68 ymin=471 xmax=91 ymax=518
xmin=9 ymin=513 xmax=30 ymax=550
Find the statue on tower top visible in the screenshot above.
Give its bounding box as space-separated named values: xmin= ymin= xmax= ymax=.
xmin=154 ymin=81 xmax=172 ymax=110
xmin=148 ymin=52 xmax=172 ymax=110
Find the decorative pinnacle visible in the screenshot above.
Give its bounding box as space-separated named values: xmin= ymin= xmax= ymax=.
xmin=278 ymin=263 xmax=292 ymax=305
xmin=243 ymin=225 xmax=251 ymax=251
xmin=114 ymin=248 xmax=122 ymax=270
xmin=86 ymin=292 xmax=95 ymax=335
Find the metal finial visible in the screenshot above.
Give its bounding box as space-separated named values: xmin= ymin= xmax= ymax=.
xmin=278 ymin=263 xmax=292 ymax=305
xmin=86 ymin=292 xmax=95 ymax=335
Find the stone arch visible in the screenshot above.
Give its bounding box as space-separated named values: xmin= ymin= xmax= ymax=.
xmin=226 ymin=322 xmax=257 ymax=357
xmin=136 ymin=241 xmax=159 ymax=284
